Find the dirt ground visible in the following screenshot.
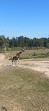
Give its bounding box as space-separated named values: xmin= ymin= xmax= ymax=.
xmin=0 ymin=53 xmax=49 ymax=77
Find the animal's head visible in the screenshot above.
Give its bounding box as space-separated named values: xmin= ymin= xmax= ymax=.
xmin=22 ymin=49 xmax=24 ymax=52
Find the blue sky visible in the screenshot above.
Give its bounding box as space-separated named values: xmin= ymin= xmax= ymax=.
xmin=0 ymin=0 xmax=49 ymax=38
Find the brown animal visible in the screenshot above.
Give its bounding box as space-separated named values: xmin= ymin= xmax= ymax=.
xmin=12 ymin=49 xmax=24 ymax=65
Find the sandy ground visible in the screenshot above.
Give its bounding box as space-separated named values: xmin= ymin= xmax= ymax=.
xmin=0 ymin=53 xmax=49 ymax=77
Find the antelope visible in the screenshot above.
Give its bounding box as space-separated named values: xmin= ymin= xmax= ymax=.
xmin=12 ymin=49 xmax=24 ymax=65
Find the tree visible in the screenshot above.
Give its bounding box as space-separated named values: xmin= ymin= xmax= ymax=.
xmin=17 ymin=36 xmax=24 ymax=47
xmin=0 ymin=36 xmax=3 ymax=47
xmin=24 ymin=37 xmax=30 ymax=47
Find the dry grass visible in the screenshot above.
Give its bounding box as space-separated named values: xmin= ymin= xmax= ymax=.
xmin=0 ymin=66 xmax=49 ymax=111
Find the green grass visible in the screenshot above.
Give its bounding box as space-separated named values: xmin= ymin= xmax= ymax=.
xmin=0 ymin=66 xmax=49 ymax=111
xmin=6 ymin=49 xmax=49 ymax=60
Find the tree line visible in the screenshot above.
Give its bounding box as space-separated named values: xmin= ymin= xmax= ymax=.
xmin=0 ymin=35 xmax=49 ymax=49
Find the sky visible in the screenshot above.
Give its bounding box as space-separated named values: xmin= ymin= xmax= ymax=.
xmin=0 ymin=0 xmax=49 ymax=38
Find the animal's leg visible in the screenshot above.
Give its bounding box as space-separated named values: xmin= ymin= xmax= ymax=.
xmin=14 ymin=60 xmax=16 ymax=65
xmin=12 ymin=60 xmax=13 ymax=65
xmin=18 ymin=58 xmax=19 ymax=64
xmin=15 ymin=61 xmax=16 ymax=65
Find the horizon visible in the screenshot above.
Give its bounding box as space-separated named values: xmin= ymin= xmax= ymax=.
xmin=0 ymin=34 xmax=49 ymax=39
xmin=0 ymin=0 xmax=49 ymax=38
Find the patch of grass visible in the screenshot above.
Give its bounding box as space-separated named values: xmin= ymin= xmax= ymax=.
xmin=7 ymin=49 xmax=49 ymax=60
xmin=0 ymin=66 xmax=49 ymax=111
xmin=36 ymin=78 xmax=49 ymax=93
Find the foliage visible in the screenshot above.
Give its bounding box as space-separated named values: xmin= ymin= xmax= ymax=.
xmin=0 ymin=35 xmax=49 ymax=49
